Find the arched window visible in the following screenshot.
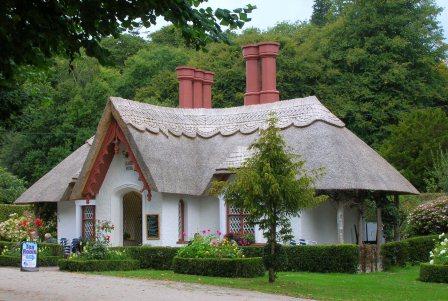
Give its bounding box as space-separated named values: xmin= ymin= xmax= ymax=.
xmin=227 ymin=205 xmax=254 ymax=235
xmin=177 ymin=200 xmax=186 ymax=243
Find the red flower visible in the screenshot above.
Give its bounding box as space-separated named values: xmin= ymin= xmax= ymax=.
xmin=20 ymin=220 xmax=28 ymax=227
xmin=34 ymin=218 xmax=43 ymax=228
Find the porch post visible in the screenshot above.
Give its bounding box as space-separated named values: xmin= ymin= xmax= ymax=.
xmin=218 ymin=194 xmax=226 ymax=237
xmin=337 ymin=199 xmax=345 ymax=244
xmin=393 ymin=194 xmax=400 ymax=241
xmin=357 ymin=198 xmax=364 ymax=246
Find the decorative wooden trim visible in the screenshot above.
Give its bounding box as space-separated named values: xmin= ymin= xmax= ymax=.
xmin=146 ymin=214 xmax=160 ymax=240
xmin=177 ymin=199 xmax=186 ymax=243
xmin=82 ymin=119 xmax=151 ymax=200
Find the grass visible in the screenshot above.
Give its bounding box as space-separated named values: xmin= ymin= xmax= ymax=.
xmin=94 ymin=265 xmax=448 ymax=301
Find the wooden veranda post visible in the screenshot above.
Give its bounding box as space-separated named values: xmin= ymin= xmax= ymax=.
xmin=357 ymin=198 xmax=364 ymax=246
xmin=374 ymin=194 xmax=384 ymax=270
xmin=394 ymin=194 xmax=400 ymax=241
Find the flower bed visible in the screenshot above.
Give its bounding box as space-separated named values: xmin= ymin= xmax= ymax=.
xmin=420 ymin=263 xmax=448 ymax=283
xmin=172 ymin=257 xmax=265 ymax=278
xmin=58 ymin=259 xmax=139 ymax=272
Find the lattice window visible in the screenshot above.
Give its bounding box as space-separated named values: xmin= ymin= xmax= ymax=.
xmin=227 ymin=205 xmax=254 ymax=235
xmin=178 ymin=200 xmax=186 ymax=243
xmin=82 ymin=205 xmax=95 ymax=240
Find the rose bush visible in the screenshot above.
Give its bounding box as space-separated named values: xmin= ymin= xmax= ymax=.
xmin=177 ymin=231 xmax=243 ymax=259
xmin=429 ymin=233 xmax=448 ymax=265
xmin=406 ymin=197 xmax=448 ymax=237
xmin=0 ymin=212 xmax=44 ymax=241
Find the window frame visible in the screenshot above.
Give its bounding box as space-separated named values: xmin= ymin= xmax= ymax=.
xmin=226 ymin=205 xmax=254 ymax=235
xmin=81 ymin=205 xmax=96 ymax=240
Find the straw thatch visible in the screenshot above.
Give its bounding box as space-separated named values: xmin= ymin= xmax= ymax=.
xmin=16 ymin=95 xmax=418 ymax=204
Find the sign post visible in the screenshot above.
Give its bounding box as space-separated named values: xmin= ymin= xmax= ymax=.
xmin=21 ymin=241 xmax=39 ymax=272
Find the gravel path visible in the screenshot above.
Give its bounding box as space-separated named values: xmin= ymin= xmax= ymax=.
xmin=0 ymin=267 xmax=306 ymax=301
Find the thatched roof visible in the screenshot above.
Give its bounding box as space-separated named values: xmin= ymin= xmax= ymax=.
xmin=16 ymin=95 xmax=418 ymax=203
xmin=15 ymin=138 xmax=93 ymax=204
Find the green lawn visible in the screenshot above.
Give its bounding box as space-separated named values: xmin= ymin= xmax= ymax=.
xmin=94 ymin=265 xmax=448 ymax=301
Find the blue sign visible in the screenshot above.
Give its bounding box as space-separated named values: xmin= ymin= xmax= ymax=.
xmin=21 ymin=241 xmax=38 ymax=272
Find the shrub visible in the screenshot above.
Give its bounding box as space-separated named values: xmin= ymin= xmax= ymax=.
xmin=58 ymin=259 xmax=139 ymax=272
xmin=242 ymin=244 xmax=359 ymax=273
xmin=420 ymin=263 xmax=448 ymax=283
xmin=381 ymin=235 xmax=438 ymax=269
xmin=0 ymin=255 xmax=61 ymax=267
xmin=284 ymin=244 xmax=359 ymax=273
xmin=177 ymin=233 xmax=243 ymax=259
xmin=406 ymin=197 xmax=448 ymax=237
xmin=172 ymin=257 xmax=265 ymax=278
xmin=122 ymin=246 xmax=179 ymax=269
xmin=381 ymin=241 xmax=409 ymax=270
xmin=0 ymin=211 xmax=44 ymax=241
xmin=0 ymin=204 xmax=31 ymax=222
xmin=429 ymin=233 xmax=448 ymax=265
xmin=0 ymin=241 xmax=62 ymax=257
xmin=407 ymin=235 xmax=438 ymax=263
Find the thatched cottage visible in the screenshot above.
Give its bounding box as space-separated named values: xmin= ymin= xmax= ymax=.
xmin=15 ymin=42 xmax=418 ymax=247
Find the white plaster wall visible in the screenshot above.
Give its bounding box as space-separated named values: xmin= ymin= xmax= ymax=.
xmin=57 ymin=199 xmax=96 ymax=242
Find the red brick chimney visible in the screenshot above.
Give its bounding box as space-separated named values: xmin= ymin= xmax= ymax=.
xmin=176 ymin=67 xmax=214 ymax=108
xmin=242 ymin=42 xmax=280 ymax=105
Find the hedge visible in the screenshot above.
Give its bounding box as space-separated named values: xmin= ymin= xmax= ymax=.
xmin=381 ymin=235 xmax=438 ymax=270
xmin=420 ymin=263 xmax=448 ymax=283
xmin=173 ymin=257 xmax=265 ymax=278
xmin=0 ymin=241 xmax=63 ymax=256
xmin=0 ymin=255 xmax=62 ymax=267
xmin=0 ymin=204 xmax=32 ymax=222
xmin=241 ymin=244 xmax=359 ymax=273
xmin=58 ymin=259 xmax=139 ymax=272
xmin=114 ymin=246 xmax=179 ymax=270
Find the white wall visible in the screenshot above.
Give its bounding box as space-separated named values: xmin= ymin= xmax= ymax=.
xmin=57 ymin=199 xmax=96 ymax=242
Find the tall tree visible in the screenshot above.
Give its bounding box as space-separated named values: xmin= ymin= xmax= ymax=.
xmin=0 ymin=167 xmax=26 ymax=204
xmin=311 ymin=0 xmax=333 ymax=26
xmin=215 ymin=115 xmax=325 ymax=283
xmin=0 ymin=0 xmax=255 ymax=79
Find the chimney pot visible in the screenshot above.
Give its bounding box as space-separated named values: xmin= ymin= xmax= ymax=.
xmin=176 ymin=66 xmax=195 ymax=108
xmin=193 ymin=69 xmax=204 ymax=108
xmin=202 ymin=71 xmax=214 ymax=109
xmin=258 ymin=42 xmax=280 ymax=103
xmin=242 ymin=44 xmax=261 ymax=105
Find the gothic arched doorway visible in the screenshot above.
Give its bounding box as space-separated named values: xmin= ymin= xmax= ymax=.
xmin=122 ymin=191 xmax=142 ymax=246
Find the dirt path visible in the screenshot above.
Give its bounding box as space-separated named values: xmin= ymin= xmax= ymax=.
xmin=0 ymin=267 xmax=305 ymax=301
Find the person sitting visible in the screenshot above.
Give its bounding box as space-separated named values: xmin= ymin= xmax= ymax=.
xmin=44 ymin=233 xmax=58 ymax=244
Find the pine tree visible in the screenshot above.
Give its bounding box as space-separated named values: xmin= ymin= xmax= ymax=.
xmin=311 ymin=0 xmax=333 ymax=26
xmin=215 ymin=115 xmax=325 ymax=283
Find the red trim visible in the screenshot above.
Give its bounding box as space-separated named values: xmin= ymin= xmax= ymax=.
xmin=82 ymin=119 xmax=151 ymax=200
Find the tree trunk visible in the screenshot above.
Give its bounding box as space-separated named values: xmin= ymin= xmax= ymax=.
xmin=376 ymin=205 xmax=383 ymax=270
xmin=268 ymin=223 xmax=276 ymax=283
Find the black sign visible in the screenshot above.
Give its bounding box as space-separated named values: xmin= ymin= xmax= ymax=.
xmin=146 ymin=214 xmax=159 ymax=239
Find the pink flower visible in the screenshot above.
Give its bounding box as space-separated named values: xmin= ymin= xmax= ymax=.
xmin=202 ymin=230 xmax=206 ymax=234
xmin=216 ymin=230 xmax=222 ymax=236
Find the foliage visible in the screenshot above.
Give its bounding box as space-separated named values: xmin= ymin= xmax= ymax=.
xmin=420 ymin=263 xmax=448 ymax=283
xmin=381 ymin=235 xmax=438 ymax=269
xmin=0 ymin=204 xmax=32 ymax=222
xmin=0 ymin=241 xmax=62 ymax=257
xmin=381 ymin=241 xmax=410 ymax=270
xmin=0 ymin=212 xmax=43 ymax=241
xmin=283 ymin=244 xmax=359 ymax=273
xmin=224 ymin=232 xmax=255 ymax=246
xmin=311 ymin=0 xmax=333 ymax=26
xmin=241 ymin=244 xmax=359 ymax=273
xmin=75 ymin=220 xmax=119 ymax=260
xmin=172 ymin=256 xmax=265 ymax=278
xmin=0 ymin=0 xmax=255 ymax=79
xmin=426 ymin=149 xmax=448 ymax=193
xmin=0 ymin=255 xmax=61 ymax=267
xmin=429 ymin=233 xmax=448 ymax=266
xmin=215 ymin=115 xmax=325 ymax=282
xmin=0 ymin=167 xmax=26 ymax=204
xmin=58 ymin=258 xmax=139 ymax=272
xmin=177 ymin=233 xmax=243 ymax=259
xmin=406 ymin=196 xmax=448 ymax=237
xmin=380 ymin=108 xmax=448 ymax=190
xmin=115 ymin=246 xmax=180 ymax=270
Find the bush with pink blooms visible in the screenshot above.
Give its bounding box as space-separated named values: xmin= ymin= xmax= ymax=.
xmin=177 ymin=230 xmax=243 ymax=259
xmin=406 ymin=197 xmax=448 ymax=237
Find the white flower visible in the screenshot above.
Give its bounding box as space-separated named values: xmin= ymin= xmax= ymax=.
xmin=441 ymin=249 xmax=446 ymax=255
xmin=439 ymin=233 xmax=445 ymax=239
xmin=430 ymin=260 xmax=434 ymax=265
